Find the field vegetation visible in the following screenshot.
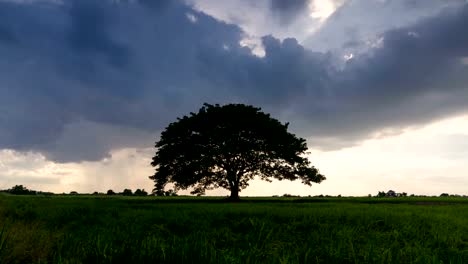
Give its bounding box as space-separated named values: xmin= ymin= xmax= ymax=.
xmin=0 ymin=194 xmax=467 ymax=263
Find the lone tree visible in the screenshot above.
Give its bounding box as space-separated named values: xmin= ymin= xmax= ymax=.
xmin=150 ymin=103 xmax=325 ymax=200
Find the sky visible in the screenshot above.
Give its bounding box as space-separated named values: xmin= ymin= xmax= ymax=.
xmin=0 ymin=0 xmax=467 ymax=196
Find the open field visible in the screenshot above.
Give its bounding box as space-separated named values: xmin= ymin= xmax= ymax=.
xmin=0 ymin=195 xmax=467 ymax=263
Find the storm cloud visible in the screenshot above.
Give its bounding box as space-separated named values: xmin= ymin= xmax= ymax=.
xmin=269 ymin=0 xmax=310 ymax=24
xmin=0 ymin=0 xmax=467 ymax=162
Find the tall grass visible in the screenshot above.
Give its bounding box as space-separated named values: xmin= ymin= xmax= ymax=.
xmin=0 ymin=196 xmax=467 ymax=263
xmin=0 ymin=224 xmax=9 ymax=257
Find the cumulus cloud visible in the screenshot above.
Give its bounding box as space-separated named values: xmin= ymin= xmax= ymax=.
xmin=306 ymin=0 xmax=465 ymax=52
xmin=0 ymin=0 xmax=467 ymax=163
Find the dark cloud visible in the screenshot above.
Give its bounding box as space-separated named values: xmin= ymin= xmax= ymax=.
xmin=0 ymin=0 xmax=245 ymax=161
xmin=66 ymin=0 xmax=130 ymax=68
xmin=0 ymin=0 xmax=467 ymax=162
xmin=270 ymin=0 xmax=308 ymax=11
xmin=269 ymin=0 xmax=310 ymax=24
xmin=196 ymin=35 xmax=330 ymax=107
xmin=300 ymin=4 xmax=468 ymax=146
xmin=0 ymin=26 xmax=16 ymax=44
xmin=138 ymin=0 xmax=173 ymax=10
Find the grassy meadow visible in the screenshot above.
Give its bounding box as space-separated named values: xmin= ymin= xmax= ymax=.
xmin=0 ymin=194 xmax=467 ymax=264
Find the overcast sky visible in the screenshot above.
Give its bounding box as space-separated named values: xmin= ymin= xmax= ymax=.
xmin=1 ymin=0 xmax=467 ymax=196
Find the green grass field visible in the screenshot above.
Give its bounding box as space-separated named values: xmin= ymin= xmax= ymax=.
xmin=0 ymin=195 xmax=467 ymax=264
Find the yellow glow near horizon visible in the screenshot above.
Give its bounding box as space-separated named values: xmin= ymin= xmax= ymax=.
xmin=240 ymin=114 xmax=468 ymax=197
xmin=1 ymin=114 xmax=467 ymax=196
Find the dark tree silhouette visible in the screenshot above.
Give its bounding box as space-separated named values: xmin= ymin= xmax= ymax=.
xmin=164 ymin=190 xmax=177 ymax=197
xmin=377 ymin=191 xmax=386 ymax=198
xmin=134 ymin=189 xmax=148 ymax=196
xmin=122 ymin=189 xmax=133 ymax=196
xmin=8 ymin=185 xmax=36 ymax=195
xmin=107 ymin=189 xmax=116 ymax=195
xmin=150 ymin=103 xmax=325 ymax=200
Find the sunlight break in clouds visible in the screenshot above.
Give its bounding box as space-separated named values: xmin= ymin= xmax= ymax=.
xmin=188 ymin=0 xmax=338 ymax=45
xmin=310 ymin=0 xmax=340 ymax=22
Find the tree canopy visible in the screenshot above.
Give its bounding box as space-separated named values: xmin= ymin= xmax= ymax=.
xmin=149 ymin=103 xmax=325 ymax=200
xmin=6 ymin=185 xmax=36 ymax=195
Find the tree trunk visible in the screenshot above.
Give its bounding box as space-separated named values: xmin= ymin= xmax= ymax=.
xmin=229 ymin=184 xmax=240 ymax=201
xmin=227 ymin=170 xmax=240 ymax=201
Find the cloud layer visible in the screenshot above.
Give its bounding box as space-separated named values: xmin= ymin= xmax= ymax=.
xmin=0 ymin=0 xmax=467 ymax=162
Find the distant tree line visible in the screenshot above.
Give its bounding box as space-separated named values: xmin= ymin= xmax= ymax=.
xmin=375 ymin=190 xmax=408 ymax=198
xmin=106 ymin=188 xmax=150 ymax=196
xmin=0 ymin=185 xmax=465 ymax=198
xmin=0 ymin=185 xmax=53 ymax=195
xmin=0 ymin=185 xmax=153 ymax=196
xmin=373 ymin=190 xmax=466 ymax=198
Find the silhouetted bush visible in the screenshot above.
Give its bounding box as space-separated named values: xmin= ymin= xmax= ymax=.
xmin=122 ymin=189 xmax=133 ymax=196
xmin=165 ymin=190 xmax=177 ymax=196
xmin=134 ymin=189 xmax=148 ymax=196
xmin=152 ymin=189 xmax=177 ymax=196
xmin=377 ymin=191 xmax=386 ymax=198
